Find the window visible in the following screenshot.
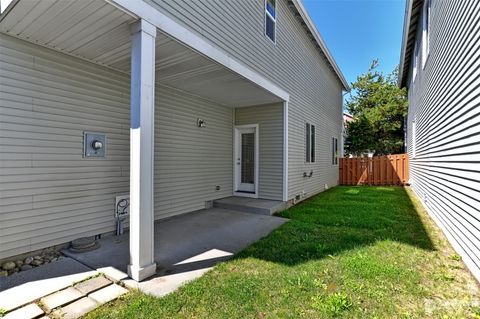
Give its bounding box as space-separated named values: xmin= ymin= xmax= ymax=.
xmin=305 ymin=123 xmax=315 ymax=163
xmin=413 ymin=43 xmax=419 ymax=82
xmin=265 ymin=0 xmax=276 ymax=43
xmin=422 ymin=0 xmax=431 ymax=68
xmin=332 ymin=137 xmax=338 ymax=165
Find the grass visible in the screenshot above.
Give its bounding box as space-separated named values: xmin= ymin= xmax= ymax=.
xmin=86 ymin=186 xmax=479 ymax=318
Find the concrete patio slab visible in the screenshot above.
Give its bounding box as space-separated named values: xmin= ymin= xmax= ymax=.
xmin=3 ymin=303 xmax=44 ymax=319
xmin=65 ymin=208 xmax=288 ymax=296
xmin=123 ymin=267 xmax=212 ymax=297
xmin=214 ymin=196 xmax=287 ymax=215
xmin=0 ymin=257 xmax=97 ymax=312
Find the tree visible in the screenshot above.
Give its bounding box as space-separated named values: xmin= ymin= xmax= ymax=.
xmin=345 ymin=60 xmax=408 ymax=156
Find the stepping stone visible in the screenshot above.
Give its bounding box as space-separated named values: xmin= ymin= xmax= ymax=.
xmin=89 ymin=284 xmax=128 ymax=304
xmin=74 ymin=276 xmax=111 ymax=295
xmin=51 ymin=297 xmax=99 ymax=319
xmin=98 ymin=266 xmax=128 ymax=282
xmin=40 ymin=287 xmax=83 ymax=312
xmin=4 ymin=303 xmax=44 ymax=319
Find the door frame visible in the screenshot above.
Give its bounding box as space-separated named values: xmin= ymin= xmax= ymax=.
xmin=233 ymin=124 xmax=259 ymax=198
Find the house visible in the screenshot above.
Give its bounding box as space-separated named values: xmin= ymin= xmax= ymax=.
xmin=399 ymin=0 xmax=480 ymax=281
xmin=0 ymin=0 xmax=349 ymax=280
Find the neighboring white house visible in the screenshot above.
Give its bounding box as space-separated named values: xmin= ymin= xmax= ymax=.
xmin=400 ymin=0 xmax=480 ymax=281
xmin=0 ymin=0 xmax=349 ymax=280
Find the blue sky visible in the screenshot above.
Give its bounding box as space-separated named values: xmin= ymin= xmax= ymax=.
xmin=303 ymin=0 xmax=406 ymax=87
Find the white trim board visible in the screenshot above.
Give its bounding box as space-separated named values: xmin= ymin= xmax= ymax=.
xmin=109 ymin=0 xmax=290 ymax=103
xmin=282 ymin=101 xmax=289 ymax=201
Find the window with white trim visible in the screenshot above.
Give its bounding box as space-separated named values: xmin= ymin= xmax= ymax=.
xmin=306 ymin=123 xmax=315 ymax=163
xmin=332 ymin=137 xmax=338 ymax=165
xmin=265 ymin=0 xmax=276 ymax=43
xmin=422 ymin=0 xmax=431 ymax=68
xmin=413 ymin=43 xmax=419 ymax=82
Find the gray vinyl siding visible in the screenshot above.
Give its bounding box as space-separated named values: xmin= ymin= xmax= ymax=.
xmin=145 ymin=0 xmax=344 ymax=200
xmin=405 ymin=1 xmax=480 ymax=280
xmin=0 ymin=33 xmax=233 ymax=259
xmin=0 ymin=34 xmax=130 ymax=259
xmin=235 ymin=103 xmax=283 ymax=200
xmin=154 ymin=86 xmax=233 ymax=219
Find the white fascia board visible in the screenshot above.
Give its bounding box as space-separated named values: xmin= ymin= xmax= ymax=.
xmin=108 ymin=0 xmax=290 ymax=102
xmin=290 ymin=0 xmax=350 ymax=91
xmin=399 ymin=0 xmax=414 ymax=87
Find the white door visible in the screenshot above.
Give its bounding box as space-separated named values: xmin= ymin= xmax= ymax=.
xmin=234 ymin=125 xmax=258 ymax=197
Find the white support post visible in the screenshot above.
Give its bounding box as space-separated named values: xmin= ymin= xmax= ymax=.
xmin=282 ymin=101 xmax=289 ymax=202
xmin=128 ymin=19 xmax=157 ymax=282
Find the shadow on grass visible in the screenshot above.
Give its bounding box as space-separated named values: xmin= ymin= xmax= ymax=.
xmin=235 ymin=186 xmax=435 ymax=266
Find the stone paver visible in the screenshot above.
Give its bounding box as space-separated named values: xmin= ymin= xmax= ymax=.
xmin=3 ymin=303 xmax=44 ymax=319
xmin=0 ymin=258 xmax=96 ymax=311
xmin=97 ymin=266 xmax=128 ymax=282
xmin=40 ymin=287 xmax=83 ymax=312
xmin=51 ymin=297 xmax=99 ymax=319
xmin=89 ymin=284 xmax=128 ymax=304
xmin=74 ymin=276 xmax=111 ymax=295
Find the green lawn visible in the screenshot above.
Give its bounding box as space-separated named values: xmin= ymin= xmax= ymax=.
xmin=86 ymin=186 xmax=479 ymax=318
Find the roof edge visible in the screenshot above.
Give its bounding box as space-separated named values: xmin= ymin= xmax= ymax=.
xmin=398 ymin=0 xmax=413 ymax=87
xmin=290 ymin=0 xmax=350 ymax=91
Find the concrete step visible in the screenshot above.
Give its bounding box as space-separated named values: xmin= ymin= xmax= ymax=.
xmin=213 ymin=197 xmax=287 ymax=215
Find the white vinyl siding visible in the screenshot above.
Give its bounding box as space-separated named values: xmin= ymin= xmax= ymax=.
xmin=235 ymin=103 xmax=283 ymax=200
xmin=145 ymin=0 xmax=344 ymax=200
xmin=406 ymin=0 xmax=480 ymax=281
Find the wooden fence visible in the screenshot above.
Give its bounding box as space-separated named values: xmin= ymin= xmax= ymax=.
xmin=339 ymin=154 xmax=409 ymax=186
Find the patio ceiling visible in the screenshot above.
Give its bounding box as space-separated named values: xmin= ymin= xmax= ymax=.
xmin=0 ymin=0 xmax=283 ymax=107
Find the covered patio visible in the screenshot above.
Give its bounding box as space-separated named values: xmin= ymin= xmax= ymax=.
xmin=0 ymin=0 xmax=290 ymax=281
xmin=63 ymin=207 xmax=287 ymax=296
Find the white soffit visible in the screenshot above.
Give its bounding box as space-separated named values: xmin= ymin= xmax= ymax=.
xmin=0 ymin=0 xmax=285 ymax=107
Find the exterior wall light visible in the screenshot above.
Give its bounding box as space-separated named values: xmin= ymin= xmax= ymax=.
xmin=197 ymin=118 xmax=206 ymax=128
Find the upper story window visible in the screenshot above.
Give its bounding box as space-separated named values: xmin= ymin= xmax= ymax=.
xmin=422 ymin=0 xmax=431 ymax=68
xmin=306 ymin=123 xmax=315 ymax=163
xmin=412 ymin=43 xmax=419 ymax=82
xmin=265 ymin=0 xmax=276 ymax=43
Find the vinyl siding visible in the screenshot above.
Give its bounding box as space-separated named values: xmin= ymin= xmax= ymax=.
xmin=154 ymin=86 xmax=233 ymax=219
xmin=0 ymin=34 xmax=233 ymax=259
xmin=235 ymin=103 xmax=283 ymax=200
xmin=145 ymin=0 xmax=344 ymax=200
xmin=405 ymin=1 xmax=480 ymax=280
